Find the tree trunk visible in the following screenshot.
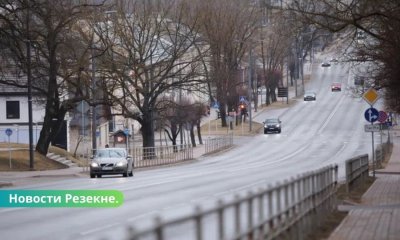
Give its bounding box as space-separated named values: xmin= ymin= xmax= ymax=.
xmin=36 ymin=107 xmax=67 ymax=155
xmin=196 ymin=120 xmax=203 ymax=145
xmin=141 ymin=111 xmax=156 ymax=159
xmin=190 ymin=125 xmax=196 ymax=147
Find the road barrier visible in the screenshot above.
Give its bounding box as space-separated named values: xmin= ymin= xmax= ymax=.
xmin=204 ymin=133 xmax=233 ymax=154
xmin=345 ymin=154 xmax=369 ymax=193
xmin=131 ymin=144 xmax=193 ymax=168
xmin=127 ymin=165 xmax=338 ymax=240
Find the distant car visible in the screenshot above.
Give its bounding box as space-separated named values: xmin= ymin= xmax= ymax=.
xmin=90 ymin=148 xmax=134 ymax=178
xmin=304 ymin=92 xmax=316 ymax=101
xmin=321 ymin=62 xmax=331 ymax=67
xmin=331 ymin=83 xmax=342 ymax=92
xmin=264 ymin=118 xmax=281 ymax=134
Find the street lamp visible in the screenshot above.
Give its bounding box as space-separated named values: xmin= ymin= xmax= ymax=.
xmin=26 ymin=0 xmax=34 ymax=169
xmin=248 ymin=48 xmax=253 ymax=132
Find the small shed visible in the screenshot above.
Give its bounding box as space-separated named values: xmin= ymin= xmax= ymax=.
xmin=111 ymin=130 xmax=131 ymax=148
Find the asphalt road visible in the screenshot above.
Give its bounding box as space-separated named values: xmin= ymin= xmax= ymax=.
xmin=0 ymin=57 xmax=381 ymax=240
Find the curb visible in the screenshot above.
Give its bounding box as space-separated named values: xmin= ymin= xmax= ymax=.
xmin=0 ymin=181 xmax=13 ymax=188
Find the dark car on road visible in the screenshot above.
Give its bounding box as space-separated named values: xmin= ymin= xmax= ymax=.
xmin=321 ymin=62 xmax=331 ymax=67
xmin=90 ymin=148 xmax=134 ymax=178
xmin=264 ymin=118 xmax=282 ymax=134
xmin=304 ymin=92 xmax=316 ymax=101
xmin=331 ymin=83 xmax=342 ymax=92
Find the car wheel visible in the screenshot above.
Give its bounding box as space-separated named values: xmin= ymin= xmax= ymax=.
xmin=90 ymin=174 xmax=95 ymax=178
xmin=123 ymin=172 xmax=128 ymax=177
xmin=278 ymin=129 xmax=281 ymax=133
xmin=97 ymin=174 xmax=102 ymax=178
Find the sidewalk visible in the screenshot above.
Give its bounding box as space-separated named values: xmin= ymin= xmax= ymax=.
xmin=328 ymin=135 xmax=400 ymax=240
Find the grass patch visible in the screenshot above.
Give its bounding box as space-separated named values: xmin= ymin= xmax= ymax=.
xmin=307 ymin=177 xmax=375 ymax=240
xmin=0 ymin=143 xmax=85 ymax=171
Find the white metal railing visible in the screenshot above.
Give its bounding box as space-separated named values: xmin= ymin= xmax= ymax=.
xmin=345 ymin=154 xmax=369 ymax=193
xmin=204 ymin=133 xmax=233 ymax=154
xmin=131 ymin=144 xmax=193 ymax=168
xmin=126 ymin=165 xmax=338 ymax=240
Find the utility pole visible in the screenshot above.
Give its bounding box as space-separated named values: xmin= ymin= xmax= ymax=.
xmin=26 ymin=0 xmax=34 ymax=170
xmin=248 ymin=48 xmax=253 ymax=132
xmin=91 ymin=47 xmax=97 ymax=152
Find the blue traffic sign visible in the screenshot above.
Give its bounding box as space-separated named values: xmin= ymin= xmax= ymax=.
xmin=364 ymin=108 xmax=379 ymax=123
xmin=123 ymin=128 xmax=129 ymax=136
xmin=212 ymin=101 xmax=219 ymax=109
xmin=239 ymin=96 xmax=247 ymax=102
xmin=5 ymin=128 xmax=12 ymax=137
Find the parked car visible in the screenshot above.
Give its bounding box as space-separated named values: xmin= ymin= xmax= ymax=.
xmin=321 ymin=62 xmax=331 ymax=67
xmin=90 ymin=148 xmax=134 ymax=178
xmin=264 ymin=118 xmax=281 ymax=134
xmin=304 ymin=92 xmax=316 ymax=101
xmin=331 ymin=83 xmax=342 ymax=92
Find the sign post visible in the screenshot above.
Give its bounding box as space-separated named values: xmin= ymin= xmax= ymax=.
xmin=5 ymin=128 xmax=12 ymax=168
xmin=362 ymin=88 xmax=380 ymax=178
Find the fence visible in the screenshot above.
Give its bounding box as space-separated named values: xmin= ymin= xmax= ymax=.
xmin=345 ymin=154 xmax=369 ymax=193
xmin=131 ymin=144 xmax=193 ymax=168
xmin=127 ymin=165 xmax=338 ymax=240
xmin=375 ymin=133 xmax=392 ymax=169
xmin=204 ymin=133 xmax=234 ymax=154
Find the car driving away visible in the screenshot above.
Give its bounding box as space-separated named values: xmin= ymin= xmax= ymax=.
xmin=90 ymin=148 xmax=134 ymax=178
xmin=331 ymin=82 xmax=342 ymax=92
xmin=264 ymin=118 xmax=281 ymax=134
xmin=304 ymin=92 xmax=316 ymax=101
xmin=321 ymin=62 xmax=331 ymax=67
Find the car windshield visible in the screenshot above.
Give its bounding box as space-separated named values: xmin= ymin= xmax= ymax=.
xmin=305 ymin=92 xmax=315 ymax=96
xmin=265 ymin=119 xmax=279 ymax=124
xmin=96 ymin=149 xmax=126 ymax=158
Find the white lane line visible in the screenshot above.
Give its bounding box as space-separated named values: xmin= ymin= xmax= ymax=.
xmin=317 ymin=94 xmax=345 ymax=134
xmin=227 ymin=142 xmax=311 ymax=173
xmin=127 ymin=211 xmax=157 ymax=222
xmin=80 ymin=222 xmax=120 ymax=236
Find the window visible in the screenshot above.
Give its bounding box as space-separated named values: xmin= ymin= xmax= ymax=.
xmin=6 ymin=101 xmax=20 ymax=119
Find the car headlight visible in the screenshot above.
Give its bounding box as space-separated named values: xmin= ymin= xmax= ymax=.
xmin=90 ymin=162 xmax=99 ymax=167
xmin=276 ymin=124 xmax=280 ymax=128
xmin=116 ymin=160 xmax=127 ymax=167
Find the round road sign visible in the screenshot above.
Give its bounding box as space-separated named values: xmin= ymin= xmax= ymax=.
xmin=364 ymin=108 xmax=379 ymax=123
xmin=5 ymin=128 xmax=12 ymax=136
xmin=378 ymin=111 xmax=388 ymax=123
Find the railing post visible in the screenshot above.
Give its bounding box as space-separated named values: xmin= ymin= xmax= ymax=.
xmin=154 ymin=216 xmax=163 ymax=240
xmin=247 ymin=191 xmax=254 ymax=240
xmin=234 ymin=194 xmax=241 ymax=238
xmin=217 ymin=200 xmax=225 ymax=240
xmin=194 ymin=206 xmax=203 ymax=240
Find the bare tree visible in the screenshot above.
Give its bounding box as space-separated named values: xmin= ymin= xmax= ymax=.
xmin=0 ymin=0 xmax=101 ymax=155
xmin=92 ymin=0 xmax=206 ymax=150
xmin=194 ymin=0 xmax=261 ymax=127
xmin=289 ymin=0 xmax=400 ymax=113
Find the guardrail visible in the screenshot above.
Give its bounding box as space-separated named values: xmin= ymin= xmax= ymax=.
xmin=131 ymin=144 xmax=193 ymax=168
xmin=127 ymin=165 xmax=338 ymax=240
xmin=204 ymin=133 xmax=233 ymax=154
xmin=345 ymin=154 xmax=369 ymax=193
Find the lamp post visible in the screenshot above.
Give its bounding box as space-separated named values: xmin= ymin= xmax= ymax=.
xmin=248 ymin=48 xmax=253 ymax=132
xmin=26 ymin=0 xmax=34 ymax=169
xmin=91 ymin=45 xmax=97 ymax=152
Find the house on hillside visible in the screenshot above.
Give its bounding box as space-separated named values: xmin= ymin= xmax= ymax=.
xmin=0 ymin=70 xmax=69 ymax=150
